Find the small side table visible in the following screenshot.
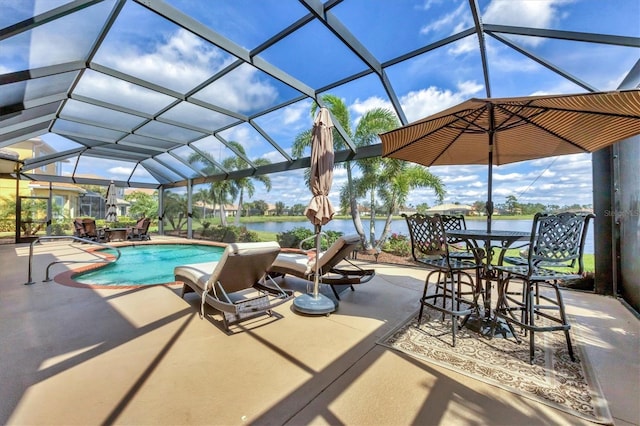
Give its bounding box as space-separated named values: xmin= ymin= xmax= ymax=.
xmin=105 ymin=228 xmax=128 ymax=242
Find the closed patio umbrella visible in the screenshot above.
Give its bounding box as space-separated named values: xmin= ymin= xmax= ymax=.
xmin=381 ymin=89 xmax=640 ymax=231
xmin=305 ymin=107 xmax=336 ymax=227
xmin=105 ymin=181 xmax=118 ymax=223
xmin=293 ymin=107 xmax=337 ymax=315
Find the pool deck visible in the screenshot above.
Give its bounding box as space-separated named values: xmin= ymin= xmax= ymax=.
xmin=1 ymin=235 xmax=638 ymax=425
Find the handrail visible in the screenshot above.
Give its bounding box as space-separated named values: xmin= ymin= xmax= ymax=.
xmin=25 ymin=236 xmax=121 ymax=285
xmin=299 ymin=231 xmax=328 ymax=250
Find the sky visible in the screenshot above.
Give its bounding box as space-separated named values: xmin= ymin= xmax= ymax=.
xmin=3 ymin=0 xmax=639 ymax=210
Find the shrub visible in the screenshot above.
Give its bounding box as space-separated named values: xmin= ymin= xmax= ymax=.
xmin=383 ymin=233 xmax=411 ymax=257
xmin=208 ymin=225 xmax=239 ymax=243
xmin=322 ymin=230 xmax=344 ymax=250
xmin=202 ymin=225 xmax=260 ymax=243
xmin=277 ymin=227 xmax=313 ymax=248
xmin=237 ymin=227 xmax=260 ymax=242
xmin=49 ymin=220 xmax=69 ymax=236
xmin=97 ymin=219 xmax=137 ymax=229
xmin=277 ymin=227 xmax=343 ymax=250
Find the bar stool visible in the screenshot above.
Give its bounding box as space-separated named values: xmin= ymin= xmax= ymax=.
xmin=492 ymin=212 xmax=594 ymax=363
xmin=403 ymin=213 xmax=483 ymax=346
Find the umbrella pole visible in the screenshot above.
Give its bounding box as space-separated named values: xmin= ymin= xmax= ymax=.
xmin=486 ymin=147 xmax=493 ymax=232
xmin=313 ymin=224 xmax=321 ymax=298
xmin=291 ymin=224 xmax=336 ymax=315
xmin=486 ymin=106 xmax=495 ymax=232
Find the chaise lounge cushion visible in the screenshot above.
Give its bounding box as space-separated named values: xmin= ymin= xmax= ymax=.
xmin=174 ymin=241 xmax=294 ymax=331
xmin=268 ymin=234 xmax=374 ymax=300
xmin=271 ymin=234 xmax=361 ymax=276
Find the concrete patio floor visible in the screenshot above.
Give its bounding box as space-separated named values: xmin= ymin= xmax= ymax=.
xmin=1 ymin=236 xmax=638 ymax=425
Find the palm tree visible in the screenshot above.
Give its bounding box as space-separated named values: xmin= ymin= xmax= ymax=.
xmin=163 ymin=191 xmax=189 ymax=232
xmin=188 ymin=141 xmax=271 ymax=227
xmin=187 ymin=152 xmax=231 ymax=225
xmin=350 ymin=157 xmax=380 ymax=246
xmin=374 ymin=159 xmax=445 ymax=250
xmin=193 ymin=188 xmax=210 ymax=219
xmin=293 ymin=95 xmax=406 ymax=249
xmin=125 ymin=190 xmax=158 ymax=220
xmin=204 ymin=173 xmax=236 ymax=226
xmin=351 ymin=155 xmax=445 ymax=249
xmin=219 ymin=141 xmax=272 ymax=226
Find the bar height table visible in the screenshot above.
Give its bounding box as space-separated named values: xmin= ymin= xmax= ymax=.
xmin=447 ymin=229 xmax=530 ymax=334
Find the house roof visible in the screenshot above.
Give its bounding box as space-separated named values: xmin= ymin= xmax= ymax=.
xmin=28 ymin=180 xmax=87 ymax=193
xmin=426 ymin=203 xmax=473 ymax=213
xmin=0 ymin=147 xmax=21 ymax=175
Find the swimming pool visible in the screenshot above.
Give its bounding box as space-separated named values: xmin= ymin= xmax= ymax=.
xmin=71 ymin=244 xmax=225 ymax=286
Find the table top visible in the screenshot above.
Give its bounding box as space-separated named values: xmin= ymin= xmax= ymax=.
xmin=447 ymin=229 xmax=530 ymax=242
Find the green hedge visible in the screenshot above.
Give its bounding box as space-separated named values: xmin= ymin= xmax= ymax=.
xmin=276 ymin=227 xmax=343 ymax=250
xmin=199 ymin=225 xmax=260 ymax=243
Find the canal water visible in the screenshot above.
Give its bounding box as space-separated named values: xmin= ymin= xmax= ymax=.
xmin=243 ymin=218 xmax=595 ymax=254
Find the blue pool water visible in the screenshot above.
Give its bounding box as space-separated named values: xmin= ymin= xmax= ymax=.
xmin=74 ymin=244 xmax=225 ymax=286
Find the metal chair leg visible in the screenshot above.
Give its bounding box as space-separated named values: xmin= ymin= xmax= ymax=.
xmin=553 ymin=283 xmax=575 ymax=361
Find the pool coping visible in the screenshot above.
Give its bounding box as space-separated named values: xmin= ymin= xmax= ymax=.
xmin=54 ymin=240 xmax=228 ymax=290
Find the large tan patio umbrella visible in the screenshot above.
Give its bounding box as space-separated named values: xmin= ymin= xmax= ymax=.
xmin=294 ymin=107 xmax=337 ymax=315
xmin=105 ymin=181 xmax=118 ymax=223
xmin=381 ymin=89 xmax=640 ymax=231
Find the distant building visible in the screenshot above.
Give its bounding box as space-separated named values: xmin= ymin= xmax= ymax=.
xmin=425 ymin=203 xmax=473 ymax=215
xmin=0 ymin=138 xmax=85 ymax=219
xmin=192 ymin=201 xmax=238 ymax=218
xmin=398 ymin=207 xmax=417 ymax=216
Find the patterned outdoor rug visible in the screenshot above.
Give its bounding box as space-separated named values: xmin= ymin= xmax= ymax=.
xmin=377 ymin=308 xmax=612 ymax=424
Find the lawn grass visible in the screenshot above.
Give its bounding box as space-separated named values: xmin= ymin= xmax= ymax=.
xmin=252 ymin=230 xmax=278 ymax=241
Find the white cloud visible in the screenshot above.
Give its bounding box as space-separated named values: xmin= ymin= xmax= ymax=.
xmin=494 ymin=172 xmax=524 ymax=181
xmin=221 ymin=126 xmax=251 ymax=144
xmin=283 ymin=102 xmax=308 ymax=125
xmin=483 ymin=0 xmax=575 ymax=47
xmin=444 ymin=174 xmax=480 ymax=183
xmin=74 ymin=70 xmax=174 ymax=114
xmin=447 ymin=35 xmax=477 ymax=56
xmin=194 ymin=63 xmax=279 ymax=113
xmin=482 ymin=48 xmax=541 ymax=73
xmin=444 ymin=0 xmax=574 ymax=56
xmin=484 ymin=0 xmax=570 ymax=29
xmin=417 ymin=0 xmax=445 ymax=12
xmin=108 ymin=166 xmax=134 ymax=176
xmin=101 ymin=29 xmax=230 ymax=93
xmin=420 ymin=1 xmax=468 ymax=35
xmin=218 ymin=125 xmax=266 ymax=155
xmin=95 ymin=29 xmax=281 ymax=114
xmin=349 ymin=96 xmax=395 ymax=126
xmin=260 ymin=149 xmax=288 ymax=164
xmin=399 ymin=81 xmax=483 ymax=122
xmin=350 ymin=97 xmax=394 ymax=117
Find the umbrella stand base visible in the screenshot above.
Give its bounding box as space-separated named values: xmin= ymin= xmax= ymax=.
xmin=293 ymin=293 xmax=336 ymax=316
xmin=463 ymin=314 xmax=514 ymax=339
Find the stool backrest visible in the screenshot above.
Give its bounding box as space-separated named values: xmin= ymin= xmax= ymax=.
xmin=529 ymin=212 xmax=594 ymax=273
xmin=402 ymin=213 xmax=448 ymax=262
